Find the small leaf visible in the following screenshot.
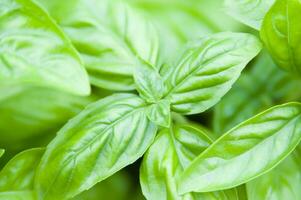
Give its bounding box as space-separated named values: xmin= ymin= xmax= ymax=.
xmin=246 ymin=152 xmax=301 ymax=200
xmin=0 ymin=148 xmax=44 ymax=191
xmin=37 ymin=0 xmax=159 ymax=91
xmin=260 ymin=0 xmax=301 ymax=76
xmin=134 ymin=58 xmax=165 ymax=103
xmin=163 ymin=32 xmax=262 ymax=115
xmin=0 ymin=0 xmax=90 ymax=95
xmin=35 ymin=93 xmax=157 ymax=200
xmin=146 ymin=99 xmax=170 ymax=127
xmin=224 ymin=0 xmax=275 ymax=30
xmin=178 ymin=102 xmax=301 ymax=193
xmin=140 ymin=123 xmax=239 ymax=200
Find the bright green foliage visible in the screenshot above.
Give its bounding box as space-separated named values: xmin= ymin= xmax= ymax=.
xmin=178 ymin=102 xmax=301 ymax=193
xmin=35 ymin=94 xmax=157 ymax=200
xmin=0 ymin=0 xmax=90 ymax=96
xmin=246 ymin=152 xmax=301 ymax=200
xmin=0 ymin=148 xmax=43 ymax=200
xmin=140 ymin=123 xmax=240 ymax=200
xmin=225 ymin=0 xmax=275 ymax=30
xmin=260 ymin=0 xmax=301 ymax=76
xmin=1 ymin=0 xmax=301 ymax=200
xmin=36 ymin=0 xmax=159 ymax=91
xmin=163 ymin=32 xmax=262 ymax=115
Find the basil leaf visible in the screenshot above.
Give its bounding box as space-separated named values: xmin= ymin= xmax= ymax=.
xmin=0 ymin=191 xmax=35 ymax=200
xmin=224 ymin=0 xmax=275 ymax=30
xmin=213 ymin=51 xmax=301 ymax=134
xmin=140 ymin=123 xmax=239 ymax=200
xmin=0 ymin=148 xmax=44 ymax=191
xmin=37 ymin=0 xmax=159 ymax=91
xmin=0 ymin=87 xmax=92 ymax=149
xmin=163 ymin=32 xmax=262 ymax=115
xmin=35 ymin=93 xmax=157 ymax=200
xmin=246 ymin=152 xmax=301 ymax=200
xmin=146 ymin=99 xmax=170 ymax=128
xmin=0 ymin=0 xmax=90 ymax=96
xmin=178 ymin=102 xmax=301 ymax=193
xmin=134 ymin=58 xmax=165 ymax=103
xmin=0 ymin=149 xmax=4 ymax=158
xmin=260 ymin=0 xmax=301 ymax=75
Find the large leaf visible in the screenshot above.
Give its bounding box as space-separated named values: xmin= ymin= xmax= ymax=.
xmin=0 ymin=0 xmax=90 ymax=95
xmin=0 ymin=150 xmax=4 ymax=158
xmin=0 ymin=191 xmax=35 ymax=200
xmin=178 ymin=102 xmax=301 ymax=193
xmin=213 ymin=51 xmax=301 ymax=134
xmin=35 ymin=93 xmax=157 ymax=200
xmin=140 ymin=123 xmax=239 ymax=200
xmin=0 ymin=86 xmax=92 ymax=149
xmin=163 ymin=32 xmax=262 ymax=115
xmin=224 ymin=0 xmax=275 ymax=30
xmin=260 ymin=0 xmax=301 ymax=76
xmin=246 ymin=151 xmax=301 ymax=200
xmin=37 ymin=0 xmax=159 ymax=91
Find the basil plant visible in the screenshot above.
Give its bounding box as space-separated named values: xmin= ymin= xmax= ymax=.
xmin=1 ymin=0 xmax=301 ymax=200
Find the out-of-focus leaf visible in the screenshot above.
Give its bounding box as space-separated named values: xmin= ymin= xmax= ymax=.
xmin=35 ymin=94 xmax=157 ymax=200
xmin=163 ymin=32 xmax=262 ymax=115
xmin=0 ymin=191 xmax=35 ymax=200
xmin=0 ymin=150 xmax=4 ymax=158
xmin=140 ymin=123 xmax=239 ymax=200
xmin=0 ymin=148 xmax=44 ymax=191
xmin=37 ymin=0 xmax=159 ymax=91
xmin=261 ymin=0 xmax=301 ymax=76
xmin=213 ymin=51 xmax=301 ymax=134
xmin=225 ymin=0 xmax=275 ymax=30
xmin=247 ymin=151 xmax=301 ymax=200
xmin=0 ymin=87 xmax=92 ymax=149
xmin=0 ymin=148 xmax=43 ymax=200
xmin=178 ymin=102 xmax=301 ymax=193
xmin=0 ymin=0 xmax=90 ymax=96
xmin=146 ymin=99 xmax=170 ymax=127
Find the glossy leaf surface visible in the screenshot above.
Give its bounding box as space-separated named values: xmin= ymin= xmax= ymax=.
xmin=0 ymin=0 xmax=90 ymax=95
xmin=37 ymin=0 xmax=159 ymax=91
xmin=260 ymin=0 xmax=301 ymax=75
xmin=178 ymin=102 xmax=301 ymax=193
xmin=35 ymin=94 xmax=157 ymax=200
xmin=163 ymin=32 xmax=262 ymax=115
xmin=140 ymin=123 xmax=239 ymax=200
xmin=225 ymin=0 xmax=275 ymax=30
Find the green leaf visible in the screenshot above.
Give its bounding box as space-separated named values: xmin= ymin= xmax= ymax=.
xmin=213 ymin=51 xmax=301 ymax=134
xmin=0 ymin=149 xmax=4 ymax=158
xmin=0 ymin=148 xmax=44 ymax=191
xmin=163 ymin=32 xmax=262 ymax=115
xmin=246 ymin=151 xmax=301 ymax=200
xmin=260 ymin=0 xmax=301 ymax=76
xmin=0 ymin=0 xmax=90 ymax=96
xmin=178 ymin=102 xmax=301 ymax=193
xmin=35 ymin=93 xmax=157 ymax=200
xmin=0 ymin=191 xmax=35 ymax=200
xmin=224 ymin=0 xmax=275 ymax=30
xmin=146 ymin=99 xmax=170 ymax=127
xmin=134 ymin=58 xmax=165 ymax=103
xmin=140 ymin=123 xmax=239 ymax=200
xmin=37 ymin=0 xmax=159 ymax=91
xmin=0 ymin=87 xmax=92 ymax=149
